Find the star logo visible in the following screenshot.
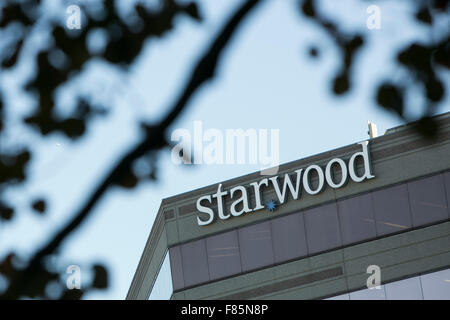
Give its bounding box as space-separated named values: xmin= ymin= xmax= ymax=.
xmin=266 ymin=200 xmax=277 ymax=212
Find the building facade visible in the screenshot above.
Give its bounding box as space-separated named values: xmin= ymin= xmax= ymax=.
xmin=127 ymin=112 xmax=450 ymax=300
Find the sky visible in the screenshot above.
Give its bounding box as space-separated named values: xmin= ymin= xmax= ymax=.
xmin=0 ymin=0 xmax=449 ymax=299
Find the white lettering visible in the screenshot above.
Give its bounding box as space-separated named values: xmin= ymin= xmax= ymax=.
xmin=230 ymin=186 xmax=252 ymax=216
xmin=212 ymin=184 xmax=229 ymax=220
xmin=325 ymin=158 xmax=348 ymax=188
xmin=196 ymin=195 xmax=214 ymax=226
xmin=349 ymin=141 xmax=375 ymax=182
xmin=196 ymin=140 xmax=375 ymax=226
xmin=303 ymin=165 xmax=325 ymax=195
xmin=366 ymin=5 xmax=381 ymax=30
xmin=171 ymin=128 xmax=192 ymax=164
xmin=269 ymin=169 xmax=303 ymax=204
xmin=250 ymin=179 xmax=269 ymax=210
xmin=66 ymin=5 xmax=81 ymax=30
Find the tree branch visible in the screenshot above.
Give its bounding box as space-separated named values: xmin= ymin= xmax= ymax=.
xmin=2 ymin=0 xmax=262 ymax=299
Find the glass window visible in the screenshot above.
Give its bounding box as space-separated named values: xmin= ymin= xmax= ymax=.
xmin=180 ymin=239 xmax=209 ymax=287
xmin=420 ymin=268 xmax=450 ymax=300
xmin=385 ymin=276 xmax=423 ymax=300
xmin=444 ymin=172 xmax=450 ymax=216
xmin=338 ymin=193 xmax=376 ymax=245
xmin=349 ymin=286 xmax=386 ymax=300
xmin=408 ymin=174 xmax=449 ymax=226
xmin=326 ymin=268 xmax=450 ymax=300
xmin=206 ymin=230 xmax=242 ymax=281
xmin=371 ymin=184 xmax=412 ymax=236
xmin=271 ymin=212 xmax=308 ymax=263
xmin=303 ymin=203 xmax=342 ymax=254
xmin=169 ymin=246 xmax=184 ymax=291
xmin=238 ymin=221 xmax=274 ymax=272
xmin=149 ymin=251 xmax=173 ymax=300
xmin=325 ymin=293 xmax=350 ymax=300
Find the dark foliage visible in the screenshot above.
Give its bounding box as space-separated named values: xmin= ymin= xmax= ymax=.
xmin=0 ymin=0 xmax=262 ymax=299
xmin=300 ymin=0 xmax=449 ymax=135
xmin=0 ymin=0 xmax=204 ymax=299
xmin=0 ymin=0 xmax=448 ymax=299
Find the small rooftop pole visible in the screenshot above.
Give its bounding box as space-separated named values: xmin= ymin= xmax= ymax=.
xmin=368 ymin=121 xmax=378 ymax=138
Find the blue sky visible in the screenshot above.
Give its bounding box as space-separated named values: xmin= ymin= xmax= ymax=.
xmin=1 ymin=0 xmax=449 ymax=299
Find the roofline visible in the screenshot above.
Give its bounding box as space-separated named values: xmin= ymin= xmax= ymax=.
xmin=161 ymin=111 xmax=450 ymax=206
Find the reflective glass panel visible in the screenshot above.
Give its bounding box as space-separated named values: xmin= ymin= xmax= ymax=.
xmin=169 ymin=246 xmax=184 ymax=291
xmin=271 ymin=212 xmax=308 ymax=263
xmin=408 ymin=174 xmax=449 ymax=226
xmin=206 ymin=230 xmax=242 ymax=280
xmin=149 ymin=252 xmax=173 ymax=300
xmin=304 ymin=203 xmax=342 ymax=254
xmin=420 ymin=268 xmax=450 ymax=300
xmin=238 ymin=221 xmax=274 ymax=272
xmin=385 ymin=276 xmax=423 ymax=300
xmin=349 ymin=286 xmax=386 ymax=300
xmin=180 ymin=239 xmax=209 ymax=287
xmin=338 ymin=193 xmax=377 ymax=245
xmin=372 ymin=185 xmax=412 ymax=236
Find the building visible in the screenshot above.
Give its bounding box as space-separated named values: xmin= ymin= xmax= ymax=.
xmin=127 ymin=112 xmax=450 ymax=300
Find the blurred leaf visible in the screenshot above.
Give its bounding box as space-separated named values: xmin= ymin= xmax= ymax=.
xmin=2 ymin=39 xmax=24 ymax=69
xmin=426 ymin=77 xmax=445 ymax=102
xmin=60 ymin=289 xmax=84 ymax=300
xmin=0 ymin=93 xmax=3 ymax=133
xmin=184 ymin=2 xmax=202 ymax=21
xmin=0 ymin=253 xmax=16 ymax=277
xmin=23 ymin=267 xmax=59 ymax=298
xmin=434 ymin=40 xmax=450 ymax=69
xmin=376 ymin=83 xmax=404 ymax=116
xmin=7 ymin=0 xmax=203 ymax=140
xmin=31 ymin=199 xmax=47 ymax=215
xmin=344 ymin=35 xmax=364 ymax=62
xmin=92 ymin=264 xmax=108 ymax=289
xmin=59 ymin=118 xmax=86 ymax=139
xmin=116 ymin=172 xmax=139 ymax=189
xmin=299 ymin=2 xmax=364 ymax=96
xmin=332 ymin=72 xmax=350 ymax=95
xmin=415 ymin=7 xmax=433 ymax=24
xmin=432 ymin=0 xmax=449 ymax=11
xmin=0 ymin=204 xmax=14 ymax=221
xmin=0 ymin=3 xmax=33 ymax=28
xmin=301 ymin=0 xmax=315 ymax=17
xmin=309 ymin=46 xmax=319 ymax=58
xmin=415 ymin=116 xmax=439 ymax=139
xmin=0 ymin=150 xmax=32 ymax=185
xmin=397 ymin=43 xmax=433 ymax=76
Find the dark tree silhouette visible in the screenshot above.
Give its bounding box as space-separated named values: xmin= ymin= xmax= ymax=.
xmin=299 ymin=0 xmax=449 ymax=137
xmin=0 ymin=0 xmax=263 ymax=299
xmin=0 ymin=0 xmax=448 ymax=299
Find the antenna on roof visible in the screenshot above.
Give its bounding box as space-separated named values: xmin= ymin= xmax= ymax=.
xmin=368 ymin=121 xmax=378 ymax=139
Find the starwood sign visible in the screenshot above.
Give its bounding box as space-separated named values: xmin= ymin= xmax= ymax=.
xmin=196 ymin=141 xmax=375 ymax=226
